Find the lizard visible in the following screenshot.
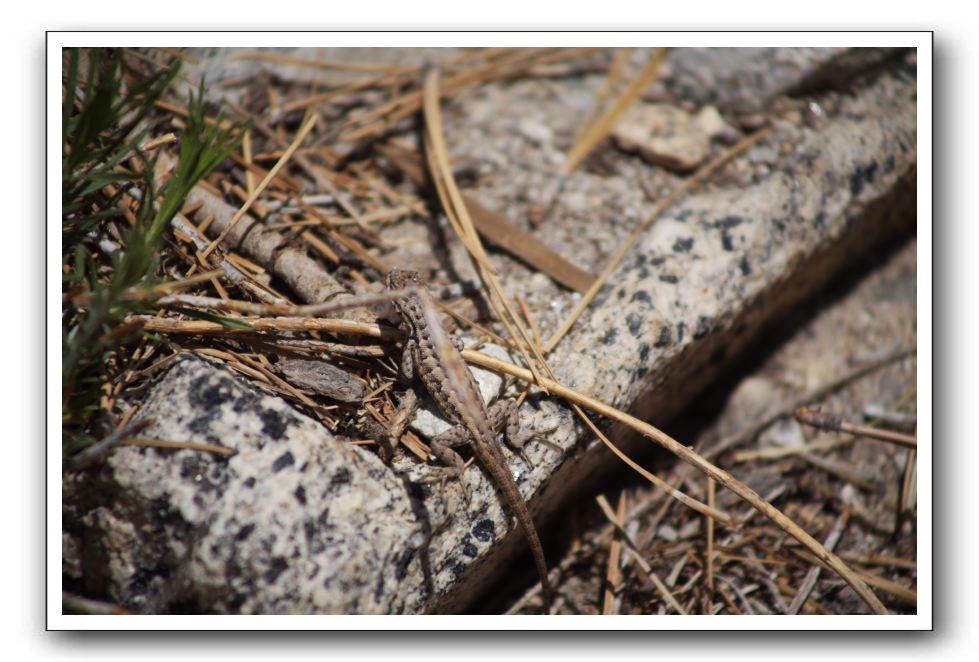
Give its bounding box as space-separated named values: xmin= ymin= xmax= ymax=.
xmin=384 ymin=268 xmax=553 ymax=612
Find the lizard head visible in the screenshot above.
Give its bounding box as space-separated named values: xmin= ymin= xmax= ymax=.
xmin=385 ymin=268 xmax=424 ymax=292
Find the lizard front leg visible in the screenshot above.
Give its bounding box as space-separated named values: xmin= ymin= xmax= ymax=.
xmin=365 ymin=333 xmax=419 ymax=458
xmin=398 ymin=335 xmax=418 ymax=383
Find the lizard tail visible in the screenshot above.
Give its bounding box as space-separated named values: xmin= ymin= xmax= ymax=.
xmin=515 ymin=505 xmax=553 ymax=613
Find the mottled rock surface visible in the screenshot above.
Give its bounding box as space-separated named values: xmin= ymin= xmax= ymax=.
xmin=663 ymin=47 xmax=909 ymax=114
xmin=67 ymin=47 xmax=917 ymax=614
xmin=64 ymin=355 xmax=429 ymax=614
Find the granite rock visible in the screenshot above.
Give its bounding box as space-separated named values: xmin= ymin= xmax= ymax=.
xmin=64 ymin=355 xmax=428 ymax=614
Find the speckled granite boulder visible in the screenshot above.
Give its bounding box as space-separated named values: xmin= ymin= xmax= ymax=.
xmin=63 ymin=355 xmax=430 ymax=614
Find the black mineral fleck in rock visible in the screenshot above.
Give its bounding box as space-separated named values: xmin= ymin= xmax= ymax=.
xmin=673 ymin=237 xmax=694 ymax=253
xmin=461 ymin=538 xmax=478 ymax=558
xmin=716 ymin=215 xmax=744 ymax=229
xmin=258 ymin=408 xmax=288 ymax=440
xmin=849 ymin=160 xmax=878 ymax=196
xmin=330 ymin=467 xmax=351 ymax=487
xmin=721 ymin=230 xmax=735 ymax=251
xmin=472 ymin=518 xmax=496 ymax=542
xmin=394 ymin=547 xmax=415 ymax=581
xmin=626 ymin=312 xmax=643 ymax=337
xmin=631 ymin=289 xmax=652 ymax=304
xmin=264 ymin=556 xmax=288 ymax=583
xmin=189 ymin=374 xmax=235 ymax=409
xmin=271 ymin=451 xmax=295 ymax=472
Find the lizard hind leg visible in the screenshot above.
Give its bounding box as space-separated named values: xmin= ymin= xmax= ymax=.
xmin=426 ymin=425 xmax=473 ymax=509
xmin=487 ymin=398 xmax=537 ymax=466
xmin=494 ymin=398 xmax=563 ymax=457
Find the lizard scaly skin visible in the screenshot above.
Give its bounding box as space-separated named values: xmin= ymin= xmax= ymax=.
xmin=386 ymin=269 xmax=552 ymax=611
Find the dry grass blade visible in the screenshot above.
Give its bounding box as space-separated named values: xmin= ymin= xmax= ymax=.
xmin=900 ymin=448 xmax=917 ymax=515
xmin=561 ymin=48 xmax=667 ymax=174
xmin=375 ymin=141 xmax=595 ymax=293
xmin=149 ymin=269 xmax=224 ymax=295
xmin=65 ymin=418 xmax=153 ymax=470
xmin=595 ymin=493 xmax=688 ymax=614
xmin=140 ymin=132 xmax=177 ymax=151
xmin=69 ymin=268 xmax=222 ymax=307
xmin=517 ymin=293 xmax=544 ymax=351
xmin=795 ymin=406 xmax=917 ymax=448
xmin=420 ymin=66 xmax=549 ymax=388
xmin=339 ymin=48 xmax=598 ymax=143
xmin=732 ymin=434 xmax=847 ymax=463
xmin=788 ymin=510 xmax=850 ymax=614
xmin=135 ymin=314 xmax=395 ymax=339
xmin=569 ymin=47 xmax=633 ymax=146
xmin=528 ymin=46 xmax=637 ymax=226
xmin=242 ymin=128 xmax=256 ymax=195
xmin=791 ymin=549 xmax=917 ymax=608
xmin=706 ymin=478 xmax=716 ymax=598
xmin=838 ymin=552 xmax=917 ymax=571
xmin=576 ymin=404 xmax=733 ymax=525
xmin=544 ymin=126 xmax=772 ymax=354
xmin=122 ymin=436 xmax=235 ymax=456
xmin=460 ymin=347 xmax=889 ymax=615
xmin=600 ymin=492 xmax=626 ymax=614
xmin=152 ymin=289 xmax=407 ymax=319
xmin=154 ymin=99 xmax=237 ymax=131
xmin=193 ymin=347 xmax=271 ymax=384
xmin=201 ymin=114 xmax=317 ymax=258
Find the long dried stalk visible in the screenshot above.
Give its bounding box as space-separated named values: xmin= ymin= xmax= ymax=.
xmin=420 ymin=66 xmax=549 ymax=388
xmin=461 ymin=347 xmax=889 ymax=615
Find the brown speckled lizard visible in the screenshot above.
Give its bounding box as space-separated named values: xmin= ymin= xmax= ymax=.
xmin=385 ymin=268 xmax=552 ymax=611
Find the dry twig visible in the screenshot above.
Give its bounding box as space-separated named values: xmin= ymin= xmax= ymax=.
xmin=795 ymin=406 xmax=917 ymax=448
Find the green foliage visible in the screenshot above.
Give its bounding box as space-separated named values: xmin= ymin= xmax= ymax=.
xmin=62 ymin=48 xmax=244 ymax=449
xmin=62 ymin=49 xmax=177 ymax=246
xmin=171 ymin=308 xmax=256 ymax=331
